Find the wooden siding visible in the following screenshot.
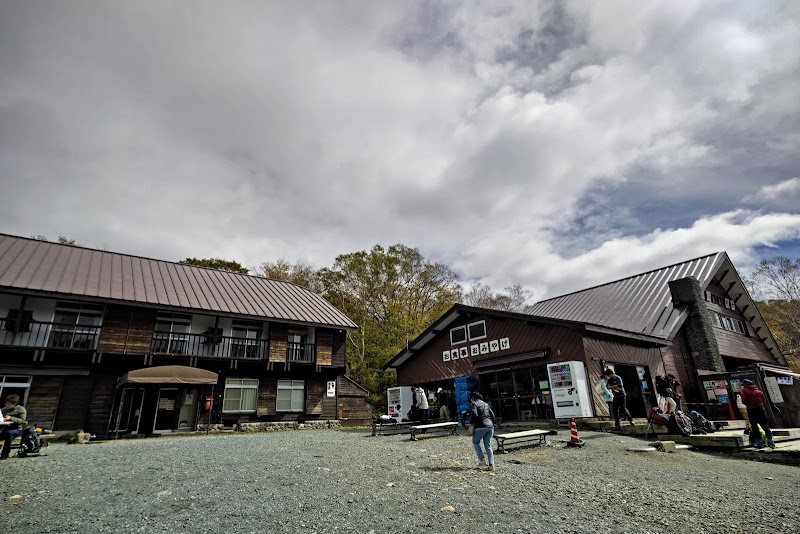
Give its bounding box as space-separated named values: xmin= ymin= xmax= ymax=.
xmin=397 ymin=314 xmax=586 ymax=386
xmin=269 ymin=324 xmax=288 ymax=363
xmin=332 ymin=331 xmax=346 ymax=367
xmin=53 ymin=376 xmax=93 ymax=430
xmin=306 ymin=379 xmax=324 ymax=415
xmin=27 ymin=376 xmax=63 ymax=429
xmin=85 ymin=372 xmax=118 ymax=435
xmin=338 ymin=397 xmax=372 ymax=425
xmin=583 ymin=335 xmax=664 ymax=416
xmin=97 ymin=305 xmax=157 ymax=354
xmin=321 ymin=396 xmax=337 ymax=419
xmin=714 ymin=328 xmax=777 ymax=364
xmin=316 ymin=331 xmax=332 ymax=366
xmin=660 ymin=328 xmax=698 ymax=402
xmin=337 ymin=375 xmax=368 ymax=396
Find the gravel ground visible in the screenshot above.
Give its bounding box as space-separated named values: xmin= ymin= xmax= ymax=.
xmin=2 ymin=428 xmax=799 ymax=533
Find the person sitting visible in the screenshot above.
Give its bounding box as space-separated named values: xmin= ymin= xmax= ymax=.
xmin=1 ymin=394 xmax=28 ymax=460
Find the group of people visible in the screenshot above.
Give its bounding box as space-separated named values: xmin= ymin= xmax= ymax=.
xmin=410 ymin=386 xmax=453 ymax=423
xmin=1 ymin=394 xmax=27 ymax=460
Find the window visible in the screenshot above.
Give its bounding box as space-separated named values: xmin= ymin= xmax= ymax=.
xmin=467 ymin=320 xmax=486 ymax=341
xmin=277 ymin=380 xmax=305 ymax=412
xmin=287 ymin=329 xmax=314 ymax=362
xmin=450 ymin=325 xmax=467 ymax=345
xmin=0 ymin=375 xmax=32 ymax=405
xmin=223 ymin=378 xmax=258 ymax=412
xmin=152 ymin=313 xmax=192 ymax=354
xmin=712 ymin=312 xmax=748 ymax=335
xmin=231 ymin=321 xmax=262 ymax=359
xmin=48 ymin=302 xmax=103 ymax=349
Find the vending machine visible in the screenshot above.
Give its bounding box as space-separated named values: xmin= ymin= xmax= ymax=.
xmin=547 ymin=361 xmax=594 ymax=418
xmin=386 ymin=387 xmax=415 ymax=421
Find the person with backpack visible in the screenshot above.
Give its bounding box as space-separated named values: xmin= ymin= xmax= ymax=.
xmin=1 ymin=394 xmax=27 ymax=460
xmin=603 ymin=368 xmax=635 ymax=430
xmin=666 ymin=374 xmax=683 ymax=411
xmin=469 ymin=392 xmax=497 ymax=471
xmin=739 ymin=379 xmax=776 ymax=449
xmin=656 ymin=375 xmax=678 ymax=413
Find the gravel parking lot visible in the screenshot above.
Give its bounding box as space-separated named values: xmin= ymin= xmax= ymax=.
xmin=2 ymin=428 xmax=799 ymax=533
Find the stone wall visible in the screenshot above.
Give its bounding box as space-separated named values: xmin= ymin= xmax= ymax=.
xmin=669 ymin=277 xmax=725 ymax=372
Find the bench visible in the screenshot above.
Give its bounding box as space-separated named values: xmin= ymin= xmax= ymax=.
xmin=493 ymin=429 xmax=549 ymax=453
xmin=410 ymin=422 xmax=459 ymax=441
xmin=371 ymin=420 xmax=415 ymax=436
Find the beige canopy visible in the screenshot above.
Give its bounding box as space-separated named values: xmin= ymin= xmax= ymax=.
xmin=119 ymin=365 xmax=218 ymax=385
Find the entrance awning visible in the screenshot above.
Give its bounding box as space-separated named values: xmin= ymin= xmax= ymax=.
xmin=119 ymin=365 xmax=218 ymax=385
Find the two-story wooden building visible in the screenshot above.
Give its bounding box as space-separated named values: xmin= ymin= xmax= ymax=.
xmin=386 ymin=252 xmax=796 ymax=424
xmin=0 ymin=234 xmax=369 ymax=437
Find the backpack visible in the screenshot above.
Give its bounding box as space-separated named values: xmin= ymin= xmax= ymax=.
xmin=648 ymin=407 xmax=670 ymax=427
xmin=687 ymin=410 xmax=715 ymax=434
xmin=16 ymin=426 xmax=41 ymax=457
xmin=669 ymin=412 xmax=692 ymax=436
xmin=655 ymin=375 xmax=675 ymax=398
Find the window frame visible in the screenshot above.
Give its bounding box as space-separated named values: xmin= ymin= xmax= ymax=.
xmin=152 ymin=313 xmax=192 ymax=354
xmin=450 ymin=325 xmax=467 ymax=346
xmin=0 ymin=375 xmax=32 ymax=406
xmin=467 ymin=320 xmax=487 ymax=342
xmin=276 ymin=379 xmax=305 ymax=412
xmin=222 ymin=378 xmax=259 ymax=413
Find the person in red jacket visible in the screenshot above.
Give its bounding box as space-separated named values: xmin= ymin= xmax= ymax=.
xmin=739 ymin=379 xmax=776 ymax=449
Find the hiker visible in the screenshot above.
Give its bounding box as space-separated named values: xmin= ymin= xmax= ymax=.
xmin=598 ymin=375 xmax=615 ymax=419
xmin=740 ymin=379 xmax=776 ymax=449
xmin=1 ymin=394 xmax=27 ymax=460
xmin=667 ymin=374 xmax=683 ymax=411
xmin=603 ymin=368 xmax=635 ymax=430
xmin=469 ymin=392 xmax=497 ymax=471
xmin=437 ymin=388 xmax=451 ymax=421
xmin=656 ymin=375 xmax=678 ymax=413
xmin=416 ymin=386 xmax=430 ymax=424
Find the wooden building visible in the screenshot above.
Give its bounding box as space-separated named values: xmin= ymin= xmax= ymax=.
xmin=0 ymin=234 xmax=370 ymax=436
xmin=385 ymin=253 xmax=790 ymax=422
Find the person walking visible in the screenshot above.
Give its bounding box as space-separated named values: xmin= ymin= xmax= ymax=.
xmin=469 ymin=392 xmax=497 ymax=471
xmin=740 ymin=379 xmax=776 ymax=449
xmin=416 ymin=387 xmax=430 ymax=424
xmin=436 ymin=388 xmax=451 ymax=421
xmin=598 ymin=375 xmax=615 ymax=419
xmin=1 ymin=394 xmax=27 ymax=460
xmin=603 ymin=368 xmax=635 ymax=430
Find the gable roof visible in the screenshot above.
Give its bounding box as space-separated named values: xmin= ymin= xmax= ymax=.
xmin=0 ymin=234 xmax=356 ymax=330
xmin=384 ymin=303 xmax=668 ymax=371
xmin=528 ymin=252 xmax=784 ymax=364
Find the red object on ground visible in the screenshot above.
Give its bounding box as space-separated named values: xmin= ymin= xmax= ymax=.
xmin=570 ymin=418 xmax=581 ymax=443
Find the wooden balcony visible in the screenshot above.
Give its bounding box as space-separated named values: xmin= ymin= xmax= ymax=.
xmin=287 ymin=341 xmax=316 ymax=363
xmin=0 ymin=318 xmax=101 ymax=350
xmin=150 ymin=332 xmax=268 ymax=360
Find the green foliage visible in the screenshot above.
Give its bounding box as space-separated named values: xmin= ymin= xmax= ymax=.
xmin=253 ymin=258 xmax=322 ymax=292
xmin=180 ymin=257 xmax=249 ymax=274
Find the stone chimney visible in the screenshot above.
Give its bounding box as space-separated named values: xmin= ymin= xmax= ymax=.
xmin=669 ymin=277 xmax=725 ymax=372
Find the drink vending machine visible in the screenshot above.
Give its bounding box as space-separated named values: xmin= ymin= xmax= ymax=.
xmin=386 ymin=387 xmax=415 ymax=421
xmin=546 ymin=361 xmax=594 ymax=418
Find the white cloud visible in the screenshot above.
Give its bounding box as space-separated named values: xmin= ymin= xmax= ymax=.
xmin=745 ymin=178 xmax=800 ymax=202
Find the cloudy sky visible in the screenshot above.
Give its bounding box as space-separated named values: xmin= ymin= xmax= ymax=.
xmin=1 ymin=1 xmax=799 ymax=300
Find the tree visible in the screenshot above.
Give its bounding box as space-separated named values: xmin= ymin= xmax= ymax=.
xmin=748 ymin=256 xmax=800 ymax=372
xmin=463 ymin=282 xmax=533 ymax=312
xmin=318 ymin=244 xmax=462 ymax=409
xmin=31 ymin=234 xmax=80 ymax=246
xmin=253 ymin=258 xmax=322 ymax=292
xmin=180 ymin=258 xmax=249 ymax=274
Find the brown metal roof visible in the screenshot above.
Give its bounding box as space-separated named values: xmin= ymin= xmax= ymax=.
xmin=0 ymin=234 xmax=356 ymax=329
xmin=528 ymin=253 xmax=724 ymax=338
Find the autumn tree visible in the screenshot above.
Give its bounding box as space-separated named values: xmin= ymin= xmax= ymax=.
xmin=748 ymin=256 xmax=800 ymax=372
xmin=318 ymin=244 xmax=462 ymax=408
xmin=253 ymin=258 xmax=322 ymax=292
xmin=463 ymin=283 xmax=533 ymax=312
xmin=180 ymin=257 xmax=249 ymax=274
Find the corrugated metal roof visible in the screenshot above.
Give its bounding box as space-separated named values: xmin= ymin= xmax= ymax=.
xmin=0 ymin=234 xmax=357 ymax=329
xmin=528 ymin=253 xmax=725 ymax=338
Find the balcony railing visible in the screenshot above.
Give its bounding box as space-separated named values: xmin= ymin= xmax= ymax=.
xmin=150 ymin=332 xmax=268 ymax=359
xmin=0 ymin=318 xmax=100 ymax=350
xmin=287 ymin=342 xmax=316 ymax=363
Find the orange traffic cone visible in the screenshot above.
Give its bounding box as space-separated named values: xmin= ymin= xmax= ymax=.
xmin=566 ymin=418 xmax=585 ymax=447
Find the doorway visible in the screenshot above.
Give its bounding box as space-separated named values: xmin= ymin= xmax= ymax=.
xmin=603 ymin=363 xmax=656 ymax=418
xmin=154 ymin=388 xmax=179 ymax=433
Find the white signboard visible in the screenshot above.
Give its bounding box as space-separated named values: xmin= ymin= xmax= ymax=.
xmin=326 ymin=381 xmax=336 ymax=398
xmin=776 ymin=376 xmax=793 ymax=386
xmin=450 ymin=348 xmax=460 ymax=360
xmin=459 ymin=347 xmax=468 ymax=358
xmin=764 ymin=376 xmax=784 ymax=403
xmin=489 ymin=340 xmax=500 ymax=352
xmin=480 ymin=342 xmax=489 ymax=354
xmin=470 ymin=345 xmax=480 ymax=356
xmin=443 ymin=350 xmax=451 ymax=362
xmin=500 ymin=337 xmax=510 ymax=350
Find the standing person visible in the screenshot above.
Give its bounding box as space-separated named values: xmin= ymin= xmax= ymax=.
xmin=469 ymin=392 xmax=497 ymax=471
xmin=656 ymin=376 xmax=678 ymax=413
xmin=410 ymin=387 xmax=420 ymax=421
xmin=603 ymin=369 xmax=635 ymax=430
xmin=417 ymin=387 xmax=430 ymax=424
xmin=666 ymin=374 xmax=683 ymax=411
xmin=598 ymin=375 xmax=615 ymax=419
xmin=740 ymin=379 xmax=776 ymax=449
xmin=437 ymin=388 xmax=451 ymax=422
xmin=1 ymin=394 xmax=27 ymax=460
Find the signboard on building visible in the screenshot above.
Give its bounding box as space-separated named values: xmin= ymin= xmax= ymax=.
xmin=763 ymin=376 xmax=784 ymax=403
xmin=326 ymin=381 xmax=336 ymax=398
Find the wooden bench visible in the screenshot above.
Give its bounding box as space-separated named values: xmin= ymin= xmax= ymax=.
xmin=410 ymin=422 xmax=459 ymax=441
xmin=371 ymin=420 xmax=415 ymax=436
xmin=493 ymin=429 xmax=549 ymax=453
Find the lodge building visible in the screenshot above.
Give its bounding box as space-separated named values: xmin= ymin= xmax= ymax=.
xmin=386 ymin=252 xmax=798 ymax=426
xmin=0 ymin=234 xmax=370 ymax=437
